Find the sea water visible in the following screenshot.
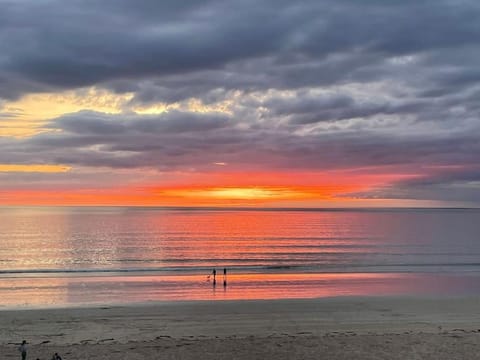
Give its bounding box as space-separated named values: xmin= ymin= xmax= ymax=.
xmin=1 ymin=207 xmax=479 ymax=308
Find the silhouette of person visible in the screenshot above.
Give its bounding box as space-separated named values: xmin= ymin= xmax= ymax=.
xmin=223 ymin=268 xmax=227 ymax=287
xmin=212 ymin=268 xmax=217 ymax=286
xmin=18 ymin=340 xmax=27 ymax=360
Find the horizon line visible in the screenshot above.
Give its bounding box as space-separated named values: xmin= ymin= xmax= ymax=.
xmin=1 ymin=205 xmax=479 ymax=211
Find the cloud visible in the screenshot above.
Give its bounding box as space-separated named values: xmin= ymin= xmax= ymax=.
xmin=0 ymin=164 xmax=70 ymax=173
xmin=1 ymin=0 xmax=480 ymax=205
xmin=0 ymin=0 xmax=479 ymax=101
xmin=0 ymin=106 xmax=476 ymax=174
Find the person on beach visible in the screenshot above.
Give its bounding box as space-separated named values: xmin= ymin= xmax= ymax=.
xmin=223 ymin=268 xmax=227 ymax=287
xmin=18 ymin=340 xmax=27 ymax=360
xmin=212 ymin=268 xmax=217 ymax=285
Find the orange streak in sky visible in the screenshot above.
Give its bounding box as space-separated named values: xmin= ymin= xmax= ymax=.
xmin=0 ymin=164 xmax=71 ymax=173
xmin=0 ymin=170 xmax=422 ymax=206
xmin=0 ymin=185 xmax=372 ymax=206
xmin=0 ymin=185 xmax=345 ymax=206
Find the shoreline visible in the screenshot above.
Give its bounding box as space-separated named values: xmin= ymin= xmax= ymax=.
xmin=3 ymin=270 xmax=480 ymax=309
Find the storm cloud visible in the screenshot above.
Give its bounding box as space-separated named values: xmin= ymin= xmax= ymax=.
xmin=0 ymin=0 xmax=479 ymax=99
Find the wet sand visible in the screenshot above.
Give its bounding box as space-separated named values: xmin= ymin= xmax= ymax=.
xmin=2 ymin=296 xmax=480 ymax=359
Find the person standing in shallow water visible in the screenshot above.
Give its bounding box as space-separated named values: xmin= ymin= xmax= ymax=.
xmin=212 ymin=268 xmax=217 ymax=286
xmin=18 ymin=340 xmax=27 ymax=360
xmin=223 ymin=268 xmax=227 ymax=287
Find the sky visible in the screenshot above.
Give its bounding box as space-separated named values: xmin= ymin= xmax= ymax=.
xmin=0 ymin=0 xmax=479 ymax=207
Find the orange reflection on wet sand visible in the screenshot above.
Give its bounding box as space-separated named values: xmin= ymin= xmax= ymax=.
xmin=1 ymin=271 xmax=470 ymax=308
xmin=0 ymin=276 xmax=69 ymax=308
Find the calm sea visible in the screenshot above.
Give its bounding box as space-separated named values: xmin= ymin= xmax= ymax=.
xmin=1 ymin=207 xmax=480 ymax=308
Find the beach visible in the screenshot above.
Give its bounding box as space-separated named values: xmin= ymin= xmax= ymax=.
xmin=2 ymin=296 xmax=480 ymax=359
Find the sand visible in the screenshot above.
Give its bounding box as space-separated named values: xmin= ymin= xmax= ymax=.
xmin=2 ymin=296 xmax=480 ymax=359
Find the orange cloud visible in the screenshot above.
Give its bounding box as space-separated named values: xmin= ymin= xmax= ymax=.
xmin=0 ymin=88 xmax=133 ymax=138
xmin=0 ymin=164 xmax=71 ymax=173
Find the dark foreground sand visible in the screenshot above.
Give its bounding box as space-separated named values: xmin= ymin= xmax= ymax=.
xmin=2 ymin=297 xmax=480 ymax=359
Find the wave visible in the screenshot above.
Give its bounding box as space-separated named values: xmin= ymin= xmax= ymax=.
xmin=2 ymin=262 xmax=480 ymax=277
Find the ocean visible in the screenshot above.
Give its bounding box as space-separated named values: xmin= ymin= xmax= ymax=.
xmin=1 ymin=207 xmax=480 ymax=308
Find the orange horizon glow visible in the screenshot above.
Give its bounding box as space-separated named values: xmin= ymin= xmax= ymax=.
xmin=0 ymin=184 xmax=439 ymax=208
xmin=0 ymin=185 xmax=344 ymax=206
xmin=0 ymin=166 xmax=436 ymax=207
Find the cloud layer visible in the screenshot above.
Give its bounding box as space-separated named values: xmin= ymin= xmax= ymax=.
xmin=1 ymin=0 xmax=479 ymax=205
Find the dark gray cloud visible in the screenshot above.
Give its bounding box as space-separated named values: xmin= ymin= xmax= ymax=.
xmin=0 ymin=109 xmax=478 ymax=174
xmin=349 ymin=177 xmax=480 ymax=204
xmin=46 ymin=110 xmax=231 ymax=135
xmin=260 ymin=93 xmax=432 ymax=124
xmin=0 ymin=0 xmax=479 ymax=101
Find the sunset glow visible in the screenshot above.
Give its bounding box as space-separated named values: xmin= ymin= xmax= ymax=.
xmin=0 ymin=179 xmax=438 ymax=207
xmin=164 ymin=187 xmax=309 ymax=200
